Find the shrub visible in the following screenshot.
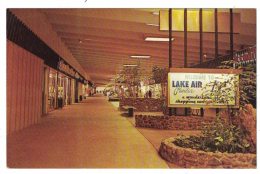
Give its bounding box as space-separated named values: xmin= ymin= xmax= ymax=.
xmin=173 ymin=117 xmax=255 ymax=153
xmin=218 ymin=60 xmax=256 ymax=109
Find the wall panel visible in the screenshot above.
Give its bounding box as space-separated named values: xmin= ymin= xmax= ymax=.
xmin=10 ymin=42 xmax=18 ymax=133
xmin=7 ymin=41 xmax=43 ymax=135
xmin=32 ymin=53 xmax=37 ymax=125
xmin=29 ymin=53 xmax=33 ymax=125
xmin=16 ymin=45 xmax=23 ymax=131
xmin=23 ymin=50 xmax=29 ymax=128
xmin=7 ymin=41 xmax=13 ymax=134
xmin=20 ymin=45 xmax=26 ymax=130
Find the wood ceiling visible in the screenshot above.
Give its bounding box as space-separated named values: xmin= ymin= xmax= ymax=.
xmin=40 ymin=9 xmax=256 ymax=86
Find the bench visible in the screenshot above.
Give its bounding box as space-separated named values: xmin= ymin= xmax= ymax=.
xmin=108 ymin=97 xmax=120 ymax=101
xmin=122 ymin=105 xmax=137 ymax=117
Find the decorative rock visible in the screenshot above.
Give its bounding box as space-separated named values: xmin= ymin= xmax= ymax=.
xmin=135 ymin=114 xmax=216 ymax=130
xmin=207 ymin=157 xmax=222 ymax=166
xmin=159 ymin=137 xmax=256 ymax=168
xmin=119 ymin=97 xmax=164 ymax=112
xmin=239 ymin=104 xmax=256 ymax=146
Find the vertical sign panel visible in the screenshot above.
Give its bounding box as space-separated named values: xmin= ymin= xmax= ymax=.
xmin=160 ymin=9 xmax=240 ymax=33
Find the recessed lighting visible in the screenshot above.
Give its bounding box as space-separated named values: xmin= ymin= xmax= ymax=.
xmin=130 ymin=55 xmax=151 ymax=59
xmin=152 ymin=12 xmax=159 ymax=15
xmin=79 ymin=39 xmax=83 ymax=44
xmin=145 ymin=37 xmax=175 ymax=42
xmin=123 ymin=64 xmax=138 ymax=67
xmin=146 ymin=23 xmax=159 ymax=27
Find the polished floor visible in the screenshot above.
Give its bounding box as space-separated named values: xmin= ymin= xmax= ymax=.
xmin=7 ymin=95 xmax=169 ymax=168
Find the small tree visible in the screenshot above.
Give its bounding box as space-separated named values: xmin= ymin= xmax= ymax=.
xmin=151 ymin=66 xmax=168 ymax=98
xmin=116 ymin=66 xmax=141 ymax=97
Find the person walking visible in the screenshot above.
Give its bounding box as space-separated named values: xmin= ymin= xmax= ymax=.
xmin=148 ymin=90 xmax=152 ymax=98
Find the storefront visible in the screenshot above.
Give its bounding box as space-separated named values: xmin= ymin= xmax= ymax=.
xmin=7 ymin=9 xmax=95 ymax=134
xmin=42 ymin=66 xmax=76 ymax=114
xmin=48 ymin=68 xmax=57 ymax=111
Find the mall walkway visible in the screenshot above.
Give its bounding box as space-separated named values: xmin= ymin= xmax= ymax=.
xmin=7 ymin=95 xmax=169 ymax=168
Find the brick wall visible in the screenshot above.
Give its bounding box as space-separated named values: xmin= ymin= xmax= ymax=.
xmin=119 ymin=97 xmax=164 ymax=112
xmin=135 ymin=115 xmax=217 ymax=130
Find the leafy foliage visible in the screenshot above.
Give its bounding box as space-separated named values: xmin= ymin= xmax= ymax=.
xmin=151 ymin=66 xmax=168 ymax=84
xmin=218 ymin=60 xmax=256 ymax=109
xmin=151 ymin=66 xmax=168 ymax=97
xmin=116 ymin=66 xmax=141 ymax=97
xmin=173 ymin=118 xmax=254 ymax=153
xmin=172 ymin=60 xmax=256 ymax=154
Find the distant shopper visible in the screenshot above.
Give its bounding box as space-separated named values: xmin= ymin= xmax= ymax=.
xmin=148 ymin=90 xmax=152 ymax=98
xmin=144 ymin=91 xmax=148 ymax=98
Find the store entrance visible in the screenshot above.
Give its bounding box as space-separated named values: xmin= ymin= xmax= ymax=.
xmin=48 ymin=69 xmax=57 ymax=111
xmin=57 ymin=73 xmax=72 ymax=108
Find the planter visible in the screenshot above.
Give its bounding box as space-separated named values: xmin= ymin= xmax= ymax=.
xmin=119 ymin=97 xmax=164 ymax=112
xmin=159 ymin=137 xmax=256 ymax=168
xmin=135 ymin=114 xmax=216 ymax=130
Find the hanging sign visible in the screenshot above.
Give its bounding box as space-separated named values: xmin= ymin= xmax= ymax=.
xmin=234 ymin=46 xmax=256 ymax=66
xmin=168 ymin=68 xmax=241 ymax=108
xmin=58 ymin=60 xmax=77 ymax=77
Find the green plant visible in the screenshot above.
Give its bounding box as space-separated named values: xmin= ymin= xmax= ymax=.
xmin=173 ymin=117 xmax=254 ymax=153
xmin=218 ymin=60 xmax=256 ymax=110
xmin=117 ymin=66 xmax=142 ymax=97
xmin=151 ymin=66 xmax=168 ymax=98
xmin=173 ymin=60 xmax=256 ymax=154
xmin=200 ymin=118 xmax=252 ymax=153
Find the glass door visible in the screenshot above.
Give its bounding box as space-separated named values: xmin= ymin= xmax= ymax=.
xmin=48 ymin=69 xmax=57 ymax=111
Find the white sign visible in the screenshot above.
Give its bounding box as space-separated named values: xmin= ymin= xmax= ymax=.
xmin=168 ymin=72 xmax=239 ymax=108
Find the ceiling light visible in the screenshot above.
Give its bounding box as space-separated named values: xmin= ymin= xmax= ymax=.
xmin=145 ymin=37 xmax=174 ymax=42
xmin=130 ymin=55 xmax=151 ymax=59
xmin=146 ymin=23 xmax=159 ymax=27
xmin=152 ymin=12 xmax=159 ymax=15
xmin=123 ymin=64 xmax=138 ymax=67
xmin=79 ymin=39 xmax=82 ymax=44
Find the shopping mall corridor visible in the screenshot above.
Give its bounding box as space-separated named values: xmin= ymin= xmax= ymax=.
xmin=7 ymin=95 xmax=169 ymax=168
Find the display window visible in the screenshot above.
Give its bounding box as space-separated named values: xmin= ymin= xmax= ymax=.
xmin=44 ymin=65 xmax=82 ymax=112
xmin=57 ymin=73 xmax=71 ymax=107
xmin=46 ymin=68 xmax=73 ymax=112
xmin=48 ymin=68 xmax=57 ymax=111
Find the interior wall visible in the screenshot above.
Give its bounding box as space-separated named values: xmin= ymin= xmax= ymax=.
xmin=7 ymin=41 xmax=44 ymax=135
xmin=9 ymin=9 xmax=90 ymax=81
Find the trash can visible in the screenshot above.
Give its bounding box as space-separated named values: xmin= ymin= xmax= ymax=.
xmin=58 ymin=97 xmax=63 ymax=108
xmin=128 ymin=108 xmax=134 ymax=117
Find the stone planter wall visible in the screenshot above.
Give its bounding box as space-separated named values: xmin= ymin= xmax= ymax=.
xmin=159 ymin=137 xmax=256 ymax=168
xmin=220 ymin=104 xmax=256 ymax=147
xmin=239 ymin=104 xmax=256 ymax=146
xmin=135 ymin=115 xmax=217 ymax=130
xmin=119 ymin=97 xmax=164 ymax=112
